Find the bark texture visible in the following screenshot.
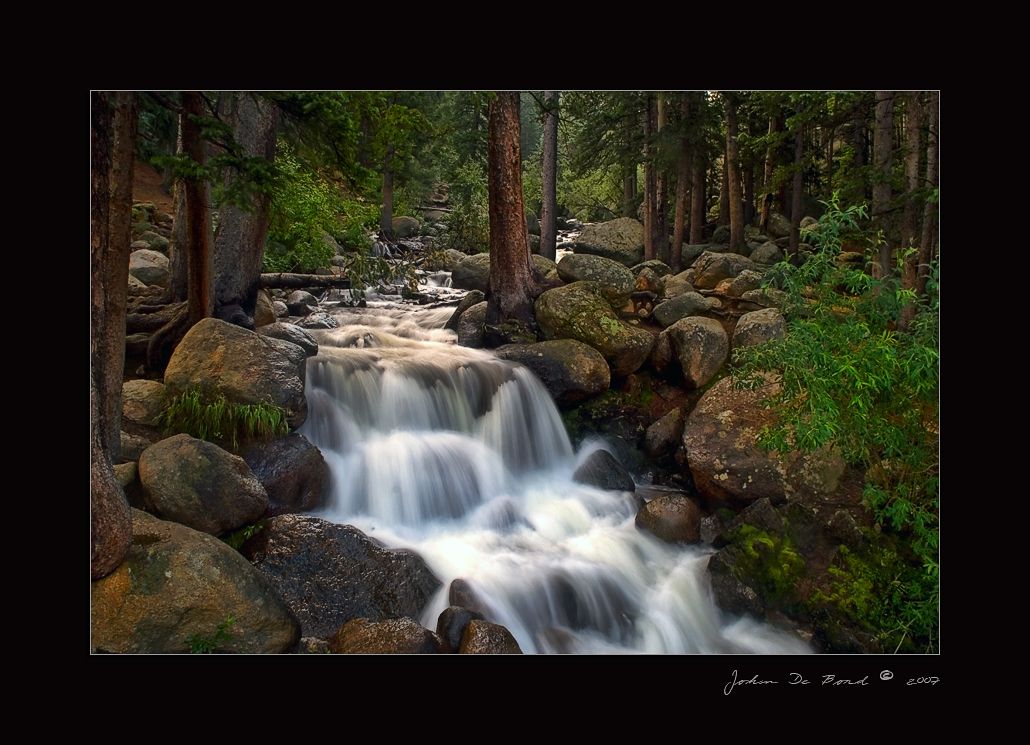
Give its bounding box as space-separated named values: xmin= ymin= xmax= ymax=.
xmin=724 ymin=93 xmax=745 ymax=255
xmin=917 ymin=92 xmax=939 ymax=298
xmin=672 ymin=92 xmax=691 ymax=273
xmin=540 ymin=91 xmax=559 ymax=262
xmin=486 ymin=92 xmax=538 ymax=343
xmin=789 ymin=101 xmax=805 ymax=260
xmin=873 ymin=91 xmax=895 ymax=276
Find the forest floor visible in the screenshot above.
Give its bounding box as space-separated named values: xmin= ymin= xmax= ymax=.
xmin=133 ymin=163 xmax=175 ymax=215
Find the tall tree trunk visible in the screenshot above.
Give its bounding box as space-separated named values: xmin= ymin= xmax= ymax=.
xmin=486 ymin=92 xmax=538 ymax=346
xmin=540 ymin=91 xmax=559 ymax=262
xmin=761 ymin=116 xmax=777 ymax=234
xmin=90 ymin=92 xmax=132 ymax=580
xmin=672 ymin=93 xmax=691 ymax=273
xmin=181 ymin=92 xmax=214 ymax=328
xmin=917 ymin=91 xmax=939 ymax=298
xmin=789 ymin=101 xmax=805 ymax=260
xmin=690 ymin=145 xmax=705 ymax=245
xmin=899 ymin=92 xmax=923 ymax=332
xmin=623 ymin=168 xmax=636 ymax=218
xmin=718 ymin=154 xmax=729 ymax=227
xmin=213 ymin=93 xmax=280 ymax=330
xmin=643 ymin=95 xmax=655 ymax=261
xmin=655 ymin=95 xmax=669 ymax=264
xmin=725 ymin=93 xmax=745 ymax=255
xmin=873 ymin=91 xmax=895 ymax=278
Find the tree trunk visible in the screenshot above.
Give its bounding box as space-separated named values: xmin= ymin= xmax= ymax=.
xmin=623 ymin=168 xmax=636 ymax=218
xmin=789 ymin=101 xmax=805 ymax=260
xmin=643 ymin=95 xmax=655 ymax=261
xmin=90 ymin=92 xmax=132 ymax=580
xmin=717 ymin=154 xmax=729 ymax=227
xmin=917 ymin=92 xmax=939 ymax=298
xmin=181 ymin=92 xmax=214 ymax=327
xmin=725 ymin=93 xmax=745 ymax=255
xmin=690 ymin=143 xmax=705 ymax=245
xmin=899 ymin=92 xmax=923 ymax=332
xmin=213 ymin=93 xmax=280 ymax=330
xmin=540 ymin=91 xmax=559 ymax=262
xmin=167 ymin=173 xmax=189 ymax=302
xmin=485 ymin=92 xmax=538 ymax=346
xmin=760 ymin=116 xmax=777 ymax=234
xmin=873 ymin=91 xmax=895 ymax=277
xmin=380 ymin=142 xmax=396 ymax=242
xmin=672 ymin=93 xmax=691 ymax=273
xmin=655 ymin=95 xmax=669 ymax=264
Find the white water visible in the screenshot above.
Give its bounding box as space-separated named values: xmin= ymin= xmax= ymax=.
xmin=299 ymin=302 xmax=810 ymax=654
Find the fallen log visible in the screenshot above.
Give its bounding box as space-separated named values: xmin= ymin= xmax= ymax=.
xmin=260 ymin=273 xmax=351 ymax=290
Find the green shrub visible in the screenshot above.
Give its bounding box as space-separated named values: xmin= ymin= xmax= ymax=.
xmin=442 ymin=161 xmax=489 ymax=254
xmin=733 ymin=192 xmax=939 ymax=651
xmin=187 ymin=616 xmax=236 ymax=654
xmin=156 ymin=389 xmax=290 ymax=451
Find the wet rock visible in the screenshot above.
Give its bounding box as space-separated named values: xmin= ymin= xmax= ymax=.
xmin=460 ymin=620 xmax=523 ymax=654
xmin=330 ymin=617 xmax=445 ymax=654
xmin=635 ymin=495 xmax=702 ymax=544
xmin=239 ymin=433 xmax=330 ymax=516
xmin=495 ymin=339 xmax=610 ymax=407
xmin=573 ymin=449 xmax=635 ymax=492
xmin=436 ymin=606 xmax=485 ymax=653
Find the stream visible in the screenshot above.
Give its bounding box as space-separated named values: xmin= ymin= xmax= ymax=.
xmin=296 ymin=278 xmax=811 ymax=654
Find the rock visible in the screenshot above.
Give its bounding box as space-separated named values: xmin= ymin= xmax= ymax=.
xmin=121 ymin=379 xmax=166 ymax=428
xmin=716 ymin=269 xmax=764 ymax=297
xmin=635 ymin=495 xmax=702 ymax=544
xmin=712 ymin=225 xmax=731 ymax=244
xmin=452 ymin=253 xmax=491 ymax=293
xmin=644 ymin=407 xmax=684 ymax=458
xmin=494 ymin=339 xmax=610 ymax=407
xmin=120 ymin=431 xmax=155 ymax=463
xmin=573 ymin=449 xmax=635 ymax=492
xmin=749 ymin=241 xmax=785 ymax=266
xmin=662 ymin=272 xmax=695 ymax=300
xmin=652 ymin=292 xmax=720 ymax=328
xmin=556 ymin=254 xmax=636 ymax=308
xmin=285 ymin=290 xmax=318 ymax=315
xmin=457 ymin=301 xmax=488 ymax=348
xmin=459 ymin=620 xmax=523 ymax=654
xmin=257 ymin=322 xmax=319 ymax=357
xmin=330 ymin=617 xmax=444 ymax=654
xmin=392 ymin=215 xmax=421 ymax=238
xmin=296 ymin=312 xmax=338 ymax=330
xmin=164 ymin=317 xmax=308 ymax=429
xmin=531 ymin=253 xmax=560 ymax=281
xmin=254 ymin=290 xmax=277 ymax=328
xmin=692 ymin=251 xmax=758 ymax=289
xmin=138 ymin=434 xmax=269 ymax=536
xmin=732 ymin=308 xmax=787 ymax=353
xmin=445 ymin=290 xmax=485 ymax=332
xmin=683 ymin=374 xmax=846 ymax=506
xmin=630 ymin=260 xmax=672 ymax=277
xmin=91 ymin=509 xmax=301 ymax=654
xmin=635 ymin=267 xmax=665 ymax=295
xmin=526 ymin=212 xmax=541 ymax=236
xmin=535 ymin=282 xmax=654 ymax=377
xmin=767 ymin=211 xmax=793 ymax=238
xmin=139 ymin=231 xmax=170 ymax=252
xmin=239 ymin=433 xmax=330 ymax=516
xmin=272 ymin=300 xmax=289 ymax=318
xmin=436 ymin=606 xmax=485 ymax=653
xmin=740 ymin=287 xmax=787 ymax=309
xmin=652 ymin=316 xmax=728 ymax=388
xmin=571 ymin=217 xmax=645 ymax=267
xmin=128 ymin=249 xmax=169 ymax=287
xmin=449 ymin=578 xmax=485 ymax=613
xmin=242 ymin=515 xmax=442 ymax=640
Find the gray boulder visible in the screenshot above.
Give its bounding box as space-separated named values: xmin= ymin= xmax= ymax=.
xmin=452 ymin=253 xmax=492 ymax=293
xmin=494 ymin=339 xmax=610 ymax=407
xmin=652 ymin=316 xmax=728 ymax=388
xmin=556 ymin=254 xmax=636 ymax=308
xmin=692 ymin=251 xmax=758 ymax=289
xmin=128 ymin=249 xmax=169 ymax=287
xmin=732 ymin=308 xmax=787 ymax=352
xmin=573 ymin=449 xmax=635 ymax=492
xmin=572 ymin=217 xmax=645 ymax=267
xmin=138 ymin=434 xmax=269 ymax=536
xmin=257 ymin=322 xmax=319 ymax=357
xmin=392 ymin=215 xmax=421 ymax=238
xmin=239 ymin=433 xmax=330 ymax=516
xmin=653 ymin=292 xmax=720 ymax=328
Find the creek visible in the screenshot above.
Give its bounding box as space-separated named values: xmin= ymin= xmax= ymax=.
xmin=297 ymin=283 xmax=811 ymax=654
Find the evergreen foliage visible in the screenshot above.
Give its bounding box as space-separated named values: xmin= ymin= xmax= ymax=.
xmin=156 ymin=389 xmax=290 ymax=451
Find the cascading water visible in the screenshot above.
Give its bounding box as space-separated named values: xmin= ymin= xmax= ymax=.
xmin=299 ymin=302 xmax=810 ymax=654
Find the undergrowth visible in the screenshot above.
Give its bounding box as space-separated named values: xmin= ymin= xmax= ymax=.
xmin=156 ymin=389 xmax=290 ymax=451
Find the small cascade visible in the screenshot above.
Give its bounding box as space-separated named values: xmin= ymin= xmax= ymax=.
xmin=299 ymin=301 xmax=810 ymax=654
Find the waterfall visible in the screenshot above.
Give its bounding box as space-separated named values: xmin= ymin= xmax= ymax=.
xmin=299 ymin=304 xmax=810 ymax=654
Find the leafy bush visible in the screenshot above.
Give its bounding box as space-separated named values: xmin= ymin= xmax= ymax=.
xmin=442 ymin=160 xmax=489 ymax=254
xmin=156 ymin=389 xmax=290 ymax=451
xmin=733 ymin=193 xmax=939 ymax=652
xmin=187 ymin=616 xmax=236 ymax=654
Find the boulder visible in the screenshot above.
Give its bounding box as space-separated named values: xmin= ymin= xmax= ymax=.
xmin=692 ymin=251 xmax=758 ymax=289
xmin=138 ymin=434 xmax=269 ymax=536
xmin=459 ymin=620 xmax=523 ymax=654
xmin=254 ymin=290 xmax=277 ymax=328
xmin=573 ymin=449 xmax=635 ymax=492
xmin=494 ymin=339 xmax=610 ymax=407
xmin=635 ymin=495 xmax=702 ymax=544
xmin=445 ymin=290 xmax=485 ymax=332
xmin=556 ymin=254 xmax=636 ymax=308
xmin=296 ymin=312 xmax=338 ymax=330
xmin=242 ymin=515 xmax=442 ymax=640
xmin=652 ymin=292 xmax=720 ymax=328
xmin=239 ymin=433 xmax=330 ymax=516
xmin=644 ymin=407 xmax=684 ymax=458
xmin=436 ymin=606 xmax=485 ymax=653
xmin=652 ymin=316 xmax=728 ymax=388
xmin=91 ymin=509 xmax=301 ymax=654
xmin=164 ymin=317 xmax=308 ymax=429
xmin=457 ymin=301 xmax=488 ymax=348
xmin=329 ymin=617 xmax=445 ymax=654
xmin=571 ymin=217 xmax=645 ymax=267
xmin=535 ymin=282 xmax=654 ymax=377
xmin=121 ymin=379 xmax=166 ymax=428
xmin=683 ymin=374 xmax=846 ymax=506
xmin=715 ymin=269 xmax=764 ymax=297
xmin=285 ymin=290 xmax=318 ymax=315
xmin=392 ymin=215 xmax=421 ymax=238
xmin=257 ymin=322 xmax=319 ymax=357
xmin=452 ymin=253 xmax=492 ymax=293
xmin=749 ymin=241 xmax=785 ymax=266
xmin=532 ymin=253 xmax=560 ymax=281
xmin=128 ymin=249 xmax=169 ymax=287
xmin=732 ymin=308 xmax=787 ymax=352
